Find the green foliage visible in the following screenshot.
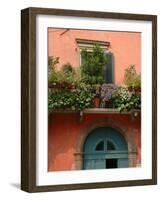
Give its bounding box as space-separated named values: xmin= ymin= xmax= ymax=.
xmin=48 ymin=55 xmax=142 ymax=112
xmin=61 ymin=62 xmax=77 ymax=85
xmin=48 ymin=83 xmax=94 ymax=111
xmin=112 ymin=87 xmax=141 ymax=112
xmin=74 ymin=83 xmax=95 ymax=110
xmin=48 ymin=90 xmax=76 ymax=111
xmin=90 ymin=84 xmax=101 ymax=97
xmin=48 ymin=56 xmax=59 ymax=69
xmin=48 ymin=58 xmax=95 ymax=111
xmin=81 ymin=75 xmax=104 ymax=85
xmin=48 ymin=70 xmax=57 ymax=83
xmin=48 ymin=56 xmax=59 ymax=83
xmin=132 ymin=74 xmax=141 ymax=89
xmin=48 ymin=59 xmax=80 ymax=88
xmin=80 ymin=44 xmax=107 ymax=84
xmin=62 ymin=62 xmax=74 ymax=75
xmin=124 ymin=65 xmax=141 ymax=89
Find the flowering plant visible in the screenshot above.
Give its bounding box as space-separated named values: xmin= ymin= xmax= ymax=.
xmin=48 ymin=83 xmax=94 ymax=111
xmin=101 ymin=83 xmax=118 ymax=102
xmin=112 ymin=86 xmax=141 ymax=112
xmin=124 ymin=65 xmax=141 ymax=91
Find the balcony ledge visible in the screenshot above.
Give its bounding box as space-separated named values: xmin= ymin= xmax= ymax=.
xmin=50 ymin=108 xmax=141 ymax=115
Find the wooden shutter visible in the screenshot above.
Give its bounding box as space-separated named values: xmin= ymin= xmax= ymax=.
xmin=104 ymin=52 xmax=114 ymax=83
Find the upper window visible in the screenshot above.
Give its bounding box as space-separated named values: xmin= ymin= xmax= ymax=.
xmin=76 ymin=38 xmax=110 ymax=65
xmin=76 ymin=38 xmax=114 ymax=83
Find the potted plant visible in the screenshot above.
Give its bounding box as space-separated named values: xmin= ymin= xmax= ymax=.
xmin=48 ymin=61 xmax=79 ymax=91
xmin=124 ymin=65 xmax=141 ymax=93
xmin=112 ymin=86 xmax=141 ymax=112
xmin=48 ymin=56 xmax=59 ymax=88
xmin=132 ymin=74 xmax=141 ymax=93
xmin=48 ymin=83 xmax=94 ymax=111
xmin=92 ymin=84 xmax=101 ymax=108
xmin=100 ymin=83 xmax=118 ymax=108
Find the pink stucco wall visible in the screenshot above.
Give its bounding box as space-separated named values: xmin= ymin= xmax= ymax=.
xmin=48 ymin=28 xmax=141 ymax=85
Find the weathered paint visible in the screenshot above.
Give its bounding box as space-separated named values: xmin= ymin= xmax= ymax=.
xmin=48 ymin=113 xmax=141 ymax=171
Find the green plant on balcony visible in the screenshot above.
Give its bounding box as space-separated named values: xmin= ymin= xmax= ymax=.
xmin=48 ymin=56 xmax=59 ymax=84
xmin=87 ymin=84 xmax=101 ymax=108
xmin=74 ymin=83 xmax=95 ymax=110
xmin=48 ymin=83 xmax=94 ymax=111
xmin=48 ymin=56 xmax=142 ymax=112
xmin=124 ymin=65 xmax=141 ymax=92
xmin=112 ymin=86 xmax=141 ymax=112
xmin=48 ymin=59 xmax=80 ymax=90
xmin=80 ymin=44 xmax=108 ymax=85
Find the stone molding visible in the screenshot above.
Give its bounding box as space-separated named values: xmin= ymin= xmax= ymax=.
xmin=74 ymin=118 xmax=138 ymax=170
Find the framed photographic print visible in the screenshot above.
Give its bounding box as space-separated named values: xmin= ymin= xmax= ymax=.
xmin=21 ymin=7 xmax=157 ymax=192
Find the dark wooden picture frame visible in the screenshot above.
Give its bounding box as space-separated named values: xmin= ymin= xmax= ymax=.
xmin=21 ymin=7 xmax=157 ymax=192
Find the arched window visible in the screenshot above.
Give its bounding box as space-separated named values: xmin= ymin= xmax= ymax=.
xmin=95 ymin=140 xmax=115 ymax=151
xmin=107 ymin=140 xmax=115 ymax=150
xmin=95 ymin=141 xmax=104 ymax=151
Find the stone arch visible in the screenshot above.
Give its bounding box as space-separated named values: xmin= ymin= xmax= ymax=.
xmin=74 ymin=118 xmax=138 ymax=169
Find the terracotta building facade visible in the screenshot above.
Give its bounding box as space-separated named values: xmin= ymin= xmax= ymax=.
xmin=48 ymin=28 xmax=141 ymax=171
xmin=48 ymin=28 xmax=141 ymax=85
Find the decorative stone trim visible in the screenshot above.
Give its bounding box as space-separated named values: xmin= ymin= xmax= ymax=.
xmin=74 ymin=118 xmax=138 ymax=170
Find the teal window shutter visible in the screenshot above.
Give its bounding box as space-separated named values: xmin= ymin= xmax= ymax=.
xmin=104 ymin=52 xmax=114 ymax=83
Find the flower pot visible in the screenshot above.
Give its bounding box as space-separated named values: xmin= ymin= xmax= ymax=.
xmin=94 ymin=97 xmax=101 ymax=108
